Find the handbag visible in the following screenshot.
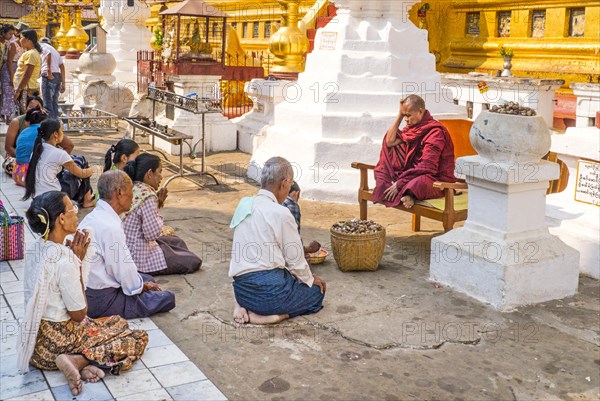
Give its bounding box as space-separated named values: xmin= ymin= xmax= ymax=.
xmin=0 ymin=199 xmax=25 ymax=261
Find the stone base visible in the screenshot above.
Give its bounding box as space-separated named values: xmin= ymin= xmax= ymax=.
xmin=235 ymin=79 xmax=288 ymax=154
xmin=430 ymin=226 xmax=580 ymax=311
xmin=154 ymin=112 xmax=237 ymax=156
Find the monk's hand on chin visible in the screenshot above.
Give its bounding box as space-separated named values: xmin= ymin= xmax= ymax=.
xmin=383 ymin=183 xmax=400 ymax=201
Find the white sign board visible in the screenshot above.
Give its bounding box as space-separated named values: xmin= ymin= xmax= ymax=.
xmin=575 ymin=160 xmax=600 ymax=206
xmin=319 ymin=32 xmax=338 ymax=51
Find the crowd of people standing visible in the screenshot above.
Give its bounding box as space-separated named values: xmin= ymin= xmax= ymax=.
xmin=0 ymin=23 xmax=64 ymax=124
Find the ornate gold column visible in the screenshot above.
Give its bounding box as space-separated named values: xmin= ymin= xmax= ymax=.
xmin=55 ymin=6 xmax=72 ymax=55
xmin=65 ymin=5 xmax=89 ymax=57
xmin=268 ymin=0 xmax=309 ymax=80
xmin=20 ymin=1 xmax=49 ymax=37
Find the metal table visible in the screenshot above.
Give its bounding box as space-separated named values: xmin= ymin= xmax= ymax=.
xmin=146 ymin=87 xmax=223 ymax=177
xmin=123 ymin=117 xmax=218 ymax=188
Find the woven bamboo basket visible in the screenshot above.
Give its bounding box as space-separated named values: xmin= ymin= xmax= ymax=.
xmin=330 ymin=227 xmax=386 ymax=272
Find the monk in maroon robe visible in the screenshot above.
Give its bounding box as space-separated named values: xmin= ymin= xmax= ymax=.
xmin=372 ymin=95 xmax=456 ymax=209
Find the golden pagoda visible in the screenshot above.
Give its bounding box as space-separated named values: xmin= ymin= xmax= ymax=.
xmin=145 ymin=0 xmax=316 ymax=53
xmin=410 ymin=0 xmax=599 ymax=88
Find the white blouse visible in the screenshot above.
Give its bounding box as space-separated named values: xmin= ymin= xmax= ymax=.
xmin=24 ymin=239 xmax=88 ymax=322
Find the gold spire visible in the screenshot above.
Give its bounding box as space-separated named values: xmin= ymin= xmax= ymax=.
xmin=268 ymin=0 xmax=309 ymax=79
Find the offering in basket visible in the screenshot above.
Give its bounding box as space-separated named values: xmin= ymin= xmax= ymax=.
xmin=307 ymin=248 xmax=329 ymax=265
xmin=330 ymin=219 xmax=386 ymax=272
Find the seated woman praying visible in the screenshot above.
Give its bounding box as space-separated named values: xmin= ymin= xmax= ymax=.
xmin=103 ymin=139 xmax=140 ymax=172
xmin=22 ymin=119 xmax=95 ymax=208
xmin=18 ymin=191 xmax=148 ymax=396
xmin=122 ymin=153 xmax=202 ymax=275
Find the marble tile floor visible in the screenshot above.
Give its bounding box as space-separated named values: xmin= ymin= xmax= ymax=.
xmin=0 ymin=172 xmax=227 ymax=401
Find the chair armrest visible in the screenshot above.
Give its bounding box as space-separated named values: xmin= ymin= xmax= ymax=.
xmin=351 ymin=162 xmax=376 ymax=170
xmin=433 ymin=181 xmax=468 ymax=190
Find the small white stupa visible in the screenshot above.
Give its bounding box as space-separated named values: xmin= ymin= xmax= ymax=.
xmin=247 ymin=0 xmax=463 ymax=203
xmin=99 ymin=0 xmax=152 ymax=87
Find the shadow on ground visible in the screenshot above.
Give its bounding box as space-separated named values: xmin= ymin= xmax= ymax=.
xmin=74 ymin=132 xmax=600 ymax=401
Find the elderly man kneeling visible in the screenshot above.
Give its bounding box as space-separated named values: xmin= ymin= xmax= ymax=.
xmin=79 ymin=171 xmax=176 ymax=319
xmin=230 ymin=157 xmax=326 ymax=325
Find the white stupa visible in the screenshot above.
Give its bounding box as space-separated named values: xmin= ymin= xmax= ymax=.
xmin=247 ymin=0 xmax=463 ymax=203
xmin=99 ymin=0 xmax=152 ymax=87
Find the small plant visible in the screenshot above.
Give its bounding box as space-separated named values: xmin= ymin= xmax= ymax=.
xmin=153 ymin=28 xmax=163 ymax=46
xmin=419 ymin=3 xmax=431 ymax=13
xmin=499 ymin=45 xmax=513 ymax=58
xmin=418 ymin=3 xmax=430 ymax=17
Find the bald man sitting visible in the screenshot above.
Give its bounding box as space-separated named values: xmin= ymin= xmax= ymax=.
xmin=372 ymin=95 xmax=456 ymax=209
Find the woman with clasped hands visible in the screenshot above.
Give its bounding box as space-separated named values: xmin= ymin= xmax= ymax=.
xmin=17 ymin=191 xmax=148 ymax=396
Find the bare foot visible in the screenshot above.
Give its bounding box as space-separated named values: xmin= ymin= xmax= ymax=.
xmin=82 ymin=191 xmax=95 ymax=209
xmin=81 ymin=365 xmax=105 ymax=383
xmin=55 ymin=355 xmax=83 ymax=396
xmin=247 ymin=311 xmax=289 ymax=325
xmin=400 ymin=195 xmax=415 ymax=209
xmin=233 ymin=302 xmax=249 ymax=325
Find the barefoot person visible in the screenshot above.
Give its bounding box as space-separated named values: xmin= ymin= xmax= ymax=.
xmin=372 ymin=95 xmax=456 ymax=209
xmin=18 ymin=191 xmax=148 ymax=396
xmin=229 ymin=157 xmax=326 ymax=325
xmin=79 ymin=171 xmax=176 ymax=319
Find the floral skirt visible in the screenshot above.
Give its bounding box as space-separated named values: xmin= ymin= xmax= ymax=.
xmin=12 ymin=162 xmax=27 ymax=187
xmin=30 ymin=316 xmax=148 ymax=374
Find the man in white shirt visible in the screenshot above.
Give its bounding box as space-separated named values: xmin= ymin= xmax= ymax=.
xmin=39 ymin=38 xmax=65 ymax=120
xmin=79 ymin=170 xmax=176 ymax=319
xmin=229 ymin=157 xmax=326 ymax=325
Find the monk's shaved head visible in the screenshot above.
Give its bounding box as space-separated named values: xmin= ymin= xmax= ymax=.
xmin=401 ymin=95 xmax=426 ymax=112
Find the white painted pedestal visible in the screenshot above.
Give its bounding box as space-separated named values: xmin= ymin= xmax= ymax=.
xmin=154 ymin=75 xmax=237 ymax=155
xmin=570 ymin=83 xmax=600 ymax=128
xmin=430 ymin=112 xmax=579 ymax=311
xmin=234 ymin=79 xmax=287 ymax=154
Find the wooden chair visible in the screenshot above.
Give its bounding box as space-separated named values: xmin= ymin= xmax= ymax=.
xmin=351 ymin=119 xmax=569 ymax=232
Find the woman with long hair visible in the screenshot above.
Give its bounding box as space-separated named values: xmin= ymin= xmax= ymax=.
xmin=103 ymin=139 xmax=140 ymax=172
xmin=13 ymin=29 xmax=42 ymax=115
xmin=13 ymin=106 xmax=46 ymax=186
xmin=123 ymin=153 xmax=202 ymax=275
xmin=0 ymin=24 xmax=16 ymax=122
xmin=18 ymin=191 xmax=148 ymax=395
xmin=23 ymin=119 xmax=95 ymax=208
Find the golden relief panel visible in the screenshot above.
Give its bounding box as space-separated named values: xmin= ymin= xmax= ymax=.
xmin=569 ymin=8 xmax=585 ymax=37
xmin=465 ymin=12 xmax=480 ymax=37
xmin=531 ymin=10 xmax=545 ymax=38
xmin=497 ymin=11 xmax=511 ymax=37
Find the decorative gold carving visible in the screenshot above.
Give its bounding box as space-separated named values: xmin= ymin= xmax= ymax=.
xmin=497 ymin=11 xmax=511 ymax=37
xmin=569 ymin=8 xmax=585 ymax=37
xmin=66 ymin=6 xmax=89 ymax=52
xmin=268 ymin=0 xmax=309 ymax=75
xmin=55 ymin=7 xmax=71 ymax=53
xmin=531 ymin=10 xmax=546 ymax=38
xmin=465 ymin=12 xmax=480 ymax=37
